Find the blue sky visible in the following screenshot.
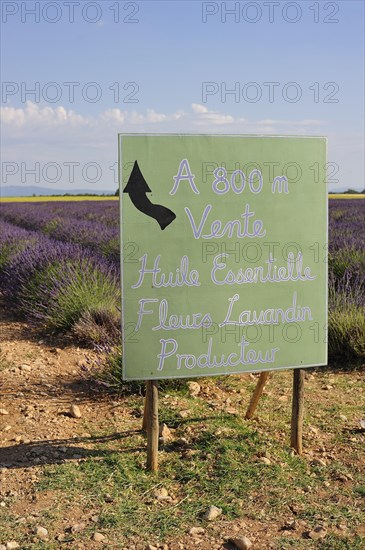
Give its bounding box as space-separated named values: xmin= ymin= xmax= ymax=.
xmin=1 ymin=0 xmax=364 ymax=191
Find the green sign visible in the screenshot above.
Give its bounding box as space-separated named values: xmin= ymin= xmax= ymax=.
xmin=119 ymin=135 xmax=327 ymax=381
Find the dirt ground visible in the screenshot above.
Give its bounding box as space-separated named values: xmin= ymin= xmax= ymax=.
xmin=1 ymin=300 xmax=364 ymax=550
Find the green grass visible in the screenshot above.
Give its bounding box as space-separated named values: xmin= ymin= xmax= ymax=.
xmin=5 ymin=372 xmax=356 ymax=548
xmin=34 ymin=398 xmax=267 ymax=534
xmin=328 ymin=305 xmax=365 ymax=359
xmin=354 ymin=486 xmax=365 ymax=498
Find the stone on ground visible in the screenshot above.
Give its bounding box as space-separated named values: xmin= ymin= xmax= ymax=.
xmin=308 ymin=526 xmax=327 ymax=540
xmin=69 ymin=404 xmax=82 ymax=418
xmin=230 ymin=536 xmax=252 ymax=549
xmin=36 ymin=526 xmax=48 ymax=540
xmin=203 ymin=506 xmax=222 ymax=521
xmin=189 ymin=527 xmax=205 ymax=536
xmin=187 ymin=381 xmax=201 ymax=397
xmin=93 ymin=532 xmax=106 ymax=542
xmin=159 ymin=423 xmax=173 ymax=442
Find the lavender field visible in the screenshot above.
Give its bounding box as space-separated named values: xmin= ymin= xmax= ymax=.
xmin=0 ymin=199 xmax=364 ymax=363
xmin=0 ymin=200 xmax=120 ymax=347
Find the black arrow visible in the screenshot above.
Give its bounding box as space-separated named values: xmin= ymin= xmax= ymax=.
xmin=123 ymin=160 xmax=176 ymax=230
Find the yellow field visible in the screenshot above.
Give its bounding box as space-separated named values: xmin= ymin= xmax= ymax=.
xmin=329 ymin=194 xmax=365 ymax=199
xmin=1 ymin=194 xmax=363 ymax=203
xmin=1 ymin=196 xmax=119 ymax=203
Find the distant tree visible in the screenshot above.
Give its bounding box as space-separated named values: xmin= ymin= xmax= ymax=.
xmin=344 ymin=189 xmax=360 ymax=194
xmin=115 ymin=188 xmax=120 ymax=196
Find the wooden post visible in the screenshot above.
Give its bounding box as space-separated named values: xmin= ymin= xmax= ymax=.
xmin=245 ymin=371 xmax=270 ymax=419
xmin=291 ymin=369 xmax=305 ymax=454
xmin=146 ymin=380 xmax=159 ymax=472
xmin=142 ymin=386 xmax=149 ymax=431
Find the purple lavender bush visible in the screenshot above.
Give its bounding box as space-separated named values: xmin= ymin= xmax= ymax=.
xmin=328 ymin=199 xmax=365 ymax=361
xmin=0 ymin=220 xmax=41 ymax=272
xmin=0 ymin=220 xmax=121 ymax=345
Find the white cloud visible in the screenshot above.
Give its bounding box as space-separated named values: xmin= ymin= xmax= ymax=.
xmin=191 ymin=104 xmax=235 ymax=125
xmin=1 ymin=102 xmax=326 ymax=134
xmin=1 ymin=102 xmax=88 ymax=128
xmin=191 ymin=103 xmax=208 ymax=114
xmin=257 ymin=118 xmax=325 ymax=126
xmin=2 ymin=102 xmax=362 ymax=191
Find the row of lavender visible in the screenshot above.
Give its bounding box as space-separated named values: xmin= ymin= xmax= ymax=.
xmin=0 ymin=200 xmax=119 ymax=227
xmin=0 ymin=199 xmax=364 ymax=360
xmin=2 ymin=196 xmax=362 ymax=261
xmin=0 ymin=201 xmax=120 ymax=264
xmin=0 ymin=218 xmax=120 ymax=345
